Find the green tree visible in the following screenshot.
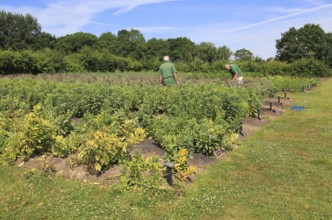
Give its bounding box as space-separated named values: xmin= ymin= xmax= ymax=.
xmin=31 ymin=32 xmax=56 ymax=50
xmin=95 ymin=32 xmax=117 ymax=53
xmin=145 ymin=38 xmax=170 ymax=60
xmin=167 ymin=37 xmax=196 ymax=62
xmin=234 ymin=48 xmax=254 ymax=61
xmin=321 ymin=33 xmax=332 ymax=67
xmin=55 ymin=32 xmax=97 ymax=54
xmin=275 ymin=27 xmax=300 ymax=62
xmin=115 ymin=29 xmax=146 ymax=60
xmin=0 ymin=11 xmax=42 ymax=50
xmin=196 ymin=42 xmax=217 ymax=63
xmin=276 ymin=24 xmax=329 ymax=64
xmin=216 ymin=45 xmax=232 ymax=61
xmin=143 ymin=38 xmax=170 ymax=70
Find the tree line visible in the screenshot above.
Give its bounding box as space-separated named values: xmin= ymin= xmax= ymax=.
xmin=0 ymin=10 xmax=331 ymax=76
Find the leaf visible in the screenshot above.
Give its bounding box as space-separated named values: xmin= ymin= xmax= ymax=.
xmin=94 ymin=162 xmax=102 ymax=171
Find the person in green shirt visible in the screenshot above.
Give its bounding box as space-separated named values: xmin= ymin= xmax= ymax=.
xmin=159 ymin=56 xmax=179 ymax=86
xmin=224 ymin=64 xmax=243 ymax=85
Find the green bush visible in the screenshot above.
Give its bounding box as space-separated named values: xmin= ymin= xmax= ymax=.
xmin=73 ymin=130 xmax=127 ymax=174
xmin=265 ymin=61 xmax=289 ymax=75
xmin=287 ymin=58 xmax=330 ymax=77
xmin=126 ymin=59 xmax=143 ymax=71
xmin=174 ymin=61 xmax=190 ymax=72
xmin=63 ymin=54 xmax=85 ymax=73
xmin=120 ymin=152 xmax=164 ymax=193
xmin=235 ymin=60 xmax=267 ymax=74
xmin=210 ymin=61 xmax=227 ymax=72
xmin=18 ymin=104 xmax=56 ymax=159
xmin=0 ymin=50 xmax=17 ymax=74
xmin=267 ymin=76 xmax=319 ymax=92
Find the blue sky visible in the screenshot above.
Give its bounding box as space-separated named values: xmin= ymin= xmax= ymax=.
xmin=1 ymin=0 xmax=332 ymax=59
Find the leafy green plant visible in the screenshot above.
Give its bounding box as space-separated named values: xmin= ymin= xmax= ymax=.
xmin=268 ymin=76 xmax=319 ymax=92
xmin=288 ymin=58 xmax=329 ymax=77
xmin=172 ymin=149 xmax=197 ymax=181
xmin=51 ymin=134 xmax=80 ymax=158
xmin=120 ymin=152 xmax=164 ymax=193
xmin=73 ymin=130 xmax=127 ymax=174
xmin=0 ymin=133 xmax=21 ymax=165
xmin=194 ymin=118 xmax=229 ymax=155
xmin=121 ymin=119 xmax=146 ymax=144
xmin=18 ymin=104 xmax=56 ymax=160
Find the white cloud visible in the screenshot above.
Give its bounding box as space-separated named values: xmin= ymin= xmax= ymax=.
xmin=302 ymin=0 xmax=325 ymax=6
xmin=0 ymin=0 xmax=179 ymax=36
xmin=225 ymin=3 xmax=332 ymax=34
xmin=181 ymin=3 xmax=332 ymax=59
xmin=112 ymin=0 xmax=178 ymax=15
xmin=263 ymin=7 xmax=305 ymax=14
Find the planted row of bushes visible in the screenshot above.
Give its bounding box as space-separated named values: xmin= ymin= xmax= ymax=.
xmin=0 ymin=105 xmax=146 ymax=174
xmin=0 ymin=78 xmax=265 ymax=167
xmin=0 ymin=75 xmax=318 ymax=190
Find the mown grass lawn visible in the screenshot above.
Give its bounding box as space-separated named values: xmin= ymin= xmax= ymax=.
xmin=1 ymin=78 xmax=331 ymax=220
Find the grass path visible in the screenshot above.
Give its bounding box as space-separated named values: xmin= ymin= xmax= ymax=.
xmin=156 ymin=78 xmax=332 ymax=219
xmin=0 ymin=79 xmax=331 ymax=219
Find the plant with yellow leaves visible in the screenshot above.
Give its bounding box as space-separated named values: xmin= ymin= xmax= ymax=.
xmin=73 ymin=130 xmax=127 ymax=174
xmin=173 ymin=148 xmax=197 ymax=181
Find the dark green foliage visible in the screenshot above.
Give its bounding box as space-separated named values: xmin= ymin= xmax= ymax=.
xmin=55 ymin=32 xmax=98 ymax=54
xmin=276 ymin=24 xmax=332 ymax=67
xmin=145 ymin=38 xmax=170 ymax=61
xmin=167 ymin=37 xmax=195 ymax=62
xmin=0 ymin=50 xmax=65 ymax=74
xmin=322 ymin=33 xmax=332 ymax=67
xmin=196 ymin=42 xmax=218 ymax=63
xmin=0 ymin=50 xmax=17 ymax=74
xmin=94 ymin=32 xmax=117 ymax=52
xmin=236 ymin=59 xmax=330 ymax=78
xmin=234 ymin=60 xmax=267 ymax=74
xmin=115 ymin=29 xmax=146 ymax=60
xmin=234 ymin=48 xmax=254 ymax=61
xmin=216 ymin=46 xmax=233 ymax=61
xmin=287 ymin=58 xmax=330 ymax=77
xmin=0 ymin=11 xmax=41 ymax=50
xmin=264 ymin=61 xmax=289 ymax=75
xmin=30 ymin=32 xmax=56 ymax=50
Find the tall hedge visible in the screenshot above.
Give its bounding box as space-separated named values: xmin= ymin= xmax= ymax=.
xmin=0 ymin=49 xmax=331 ymax=76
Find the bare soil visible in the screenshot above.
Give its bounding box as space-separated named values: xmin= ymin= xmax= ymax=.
xmin=238 ymin=96 xmax=291 ymax=140
xmin=15 ymin=95 xmax=292 ymax=187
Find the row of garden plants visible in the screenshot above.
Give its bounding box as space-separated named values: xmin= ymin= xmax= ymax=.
xmin=0 ymin=76 xmax=318 ymax=191
xmin=1 ymin=70 xmax=319 ymax=92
